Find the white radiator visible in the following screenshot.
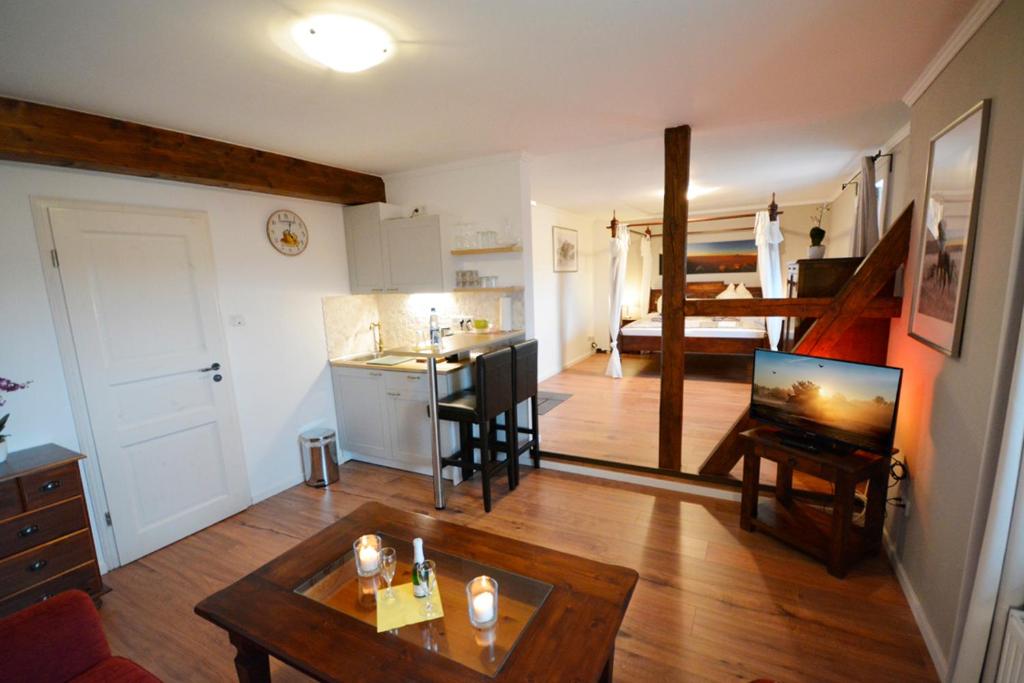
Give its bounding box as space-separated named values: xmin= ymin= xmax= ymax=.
xmin=997 ymin=609 xmax=1024 ymax=683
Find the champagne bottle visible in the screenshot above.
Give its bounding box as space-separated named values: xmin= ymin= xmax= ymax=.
xmin=412 ymin=537 xmax=427 ymax=598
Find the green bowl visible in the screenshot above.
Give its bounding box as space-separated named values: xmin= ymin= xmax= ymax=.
xmin=473 ymin=319 xmax=489 ymax=330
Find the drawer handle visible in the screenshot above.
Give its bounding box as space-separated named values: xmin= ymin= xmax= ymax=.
xmin=386 ymin=391 xmax=401 ymax=397
xmin=369 ymin=371 xmax=383 ymax=377
xmin=39 ymin=480 xmax=62 ymax=493
xmin=28 ymin=559 xmax=48 ymax=572
xmin=406 ymin=375 xmax=420 ymax=381
xmin=18 ymin=524 xmax=39 ymax=538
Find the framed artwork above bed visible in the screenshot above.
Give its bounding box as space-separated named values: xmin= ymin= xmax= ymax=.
xmin=687 ymin=239 xmax=757 ymax=275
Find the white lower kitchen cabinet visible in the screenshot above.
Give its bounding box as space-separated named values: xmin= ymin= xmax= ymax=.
xmin=331 ymin=365 xmax=471 ymax=482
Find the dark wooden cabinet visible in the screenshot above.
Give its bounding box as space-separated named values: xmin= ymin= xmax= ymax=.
xmin=0 ymin=445 xmax=104 ymax=617
xmin=794 ymin=257 xmax=894 ymax=364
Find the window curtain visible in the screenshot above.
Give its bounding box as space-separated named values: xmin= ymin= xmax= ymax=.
xmin=639 ymin=233 xmax=654 ymax=316
xmin=852 ymin=156 xmax=879 ymax=257
xmin=754 ymin=210 xmax=784 ymax=350
xmin=605 ymin=229 xmax=631 ymax=378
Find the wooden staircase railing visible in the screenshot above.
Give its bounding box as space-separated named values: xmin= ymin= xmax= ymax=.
xmin=697 ymin=202 xmax=914 ymax=478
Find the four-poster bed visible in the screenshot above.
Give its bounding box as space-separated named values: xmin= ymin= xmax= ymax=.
xmin=608 ymin=195 xmax=781 ymax=357
xmin=617 ymin=282 xmax=769 ymax=355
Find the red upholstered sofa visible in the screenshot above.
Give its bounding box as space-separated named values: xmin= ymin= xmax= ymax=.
xmin=0 ymin=590 xmax=160 ymax=682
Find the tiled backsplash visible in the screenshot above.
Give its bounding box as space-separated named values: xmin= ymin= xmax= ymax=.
xmin=322 ymin=291 xmax=525 ymax=358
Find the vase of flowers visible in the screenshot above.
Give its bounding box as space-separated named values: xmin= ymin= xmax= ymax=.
xmin=0 ymin=377 xmax=33 ymax=463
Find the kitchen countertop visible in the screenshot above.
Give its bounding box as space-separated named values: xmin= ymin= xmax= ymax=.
xmin=383 ymin=330 xmax=526 ymax=360
xmin=329 ymin=330 xmax=525 ymax=374
xmin=329 ymin=356 xmax=468 ymax=375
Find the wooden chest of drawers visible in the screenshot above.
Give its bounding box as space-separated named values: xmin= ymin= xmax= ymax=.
xmin=0 ymin=444 xmax=104 ymax=618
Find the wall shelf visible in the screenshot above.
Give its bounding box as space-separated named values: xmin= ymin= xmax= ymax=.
xmin=450 ymin=245 xmax=522 ymax=256
xmin=453 ymin=286 xmax=524 ymax=294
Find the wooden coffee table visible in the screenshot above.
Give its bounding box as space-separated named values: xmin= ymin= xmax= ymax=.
xmin=195 ymin=502 xmax=638 ymax=682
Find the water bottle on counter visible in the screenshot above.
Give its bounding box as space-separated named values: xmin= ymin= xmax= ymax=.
xmin=429 ymin=308 xmax=441 ymax=345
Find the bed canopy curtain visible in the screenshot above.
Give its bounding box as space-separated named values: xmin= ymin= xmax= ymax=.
xmin=754 ymin=210 xmax=784 ymax=350
xmin=638 ymin=232 xmax=654 ymax=315
xmin=852 ymin=156 xmax=880 ymax=257
xmin=606 ymin=228 xmax=631 ymax=378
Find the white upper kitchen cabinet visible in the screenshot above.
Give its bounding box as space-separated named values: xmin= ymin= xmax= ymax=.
xmin=382 ymin=215 xmax=445 ymax=293
xmin=342 ymin=203 xmax=446 ymax=294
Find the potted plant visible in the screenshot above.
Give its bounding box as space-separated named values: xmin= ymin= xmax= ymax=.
xmin=808 ymin=204 xmax=830 ymax=258
xmin=0 ymin=377 xmax=32 ymax=463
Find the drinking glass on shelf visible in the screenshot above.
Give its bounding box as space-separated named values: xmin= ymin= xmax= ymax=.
xmin=380 ymin=548 xmax=397 ymax=602
xmin=417 ymin=559 xmax=437 ymax=618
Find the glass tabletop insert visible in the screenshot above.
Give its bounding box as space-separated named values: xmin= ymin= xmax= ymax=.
xmin=294 ymin=532 xmax=552 ymax=678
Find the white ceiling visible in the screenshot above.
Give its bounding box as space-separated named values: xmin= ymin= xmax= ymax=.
xmin=0 ymin=0 xmax=972 ymax=215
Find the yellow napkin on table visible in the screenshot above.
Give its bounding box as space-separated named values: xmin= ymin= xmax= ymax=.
xmin=375 ymin=582 xmax=445 ymax=632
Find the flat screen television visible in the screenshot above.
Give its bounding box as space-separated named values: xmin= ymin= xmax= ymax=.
xmin=750 ymin=349 xmax=903 ymax=455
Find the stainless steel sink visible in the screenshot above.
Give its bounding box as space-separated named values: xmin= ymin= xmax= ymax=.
xmin=343 ymin=352 xmax=385 ymax=362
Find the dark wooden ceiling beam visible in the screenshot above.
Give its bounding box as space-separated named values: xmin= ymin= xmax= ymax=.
xmin=685 ymin=296 xmax=904 ymax=319
xmin=0 ymin=97 xmax=385 ymax=205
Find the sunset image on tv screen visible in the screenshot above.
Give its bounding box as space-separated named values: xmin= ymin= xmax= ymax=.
xmin=751 ymin=351 xmax=901 ymax=451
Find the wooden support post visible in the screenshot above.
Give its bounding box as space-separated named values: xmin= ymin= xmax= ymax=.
xmin=0 ymin=97 xmax=386 ymax=205
xmin=658 ymin=125 xmax=690 ymax=470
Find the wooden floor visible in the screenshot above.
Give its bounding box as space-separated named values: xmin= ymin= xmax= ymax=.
xmin=99 ymin=461 xmax=937 ymax=682
xmin=539 ymin=353 xmax=751 ymax=473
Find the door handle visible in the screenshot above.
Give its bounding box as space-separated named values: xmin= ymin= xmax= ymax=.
xmin=200 ymin=362 xmax=221 ymax=372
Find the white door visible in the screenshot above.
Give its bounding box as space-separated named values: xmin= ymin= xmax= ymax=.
xmin=46 ymin=204 xmax=250 ymax=564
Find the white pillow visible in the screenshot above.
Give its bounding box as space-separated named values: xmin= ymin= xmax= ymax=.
xmin=656 ymin=295 xmax=663 ymax=313
xmin=715 ymin=284 xmax=737 ymax=299
xmin=735 ymin=283 xmax=755 ymax=299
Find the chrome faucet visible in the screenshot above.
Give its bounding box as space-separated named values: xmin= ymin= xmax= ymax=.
xmin=369 ymin=322 xmax=384 ymax=353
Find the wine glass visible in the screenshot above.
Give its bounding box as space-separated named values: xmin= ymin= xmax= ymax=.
xmin=380 ymin=548 xmax=397 ymax=601
xmin=417 ymin=560 xmax=437 ymax=618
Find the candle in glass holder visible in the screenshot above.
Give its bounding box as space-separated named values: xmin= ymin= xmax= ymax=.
xmin=466 ymin=575 xmax=498 ymax=628
xmin=353 ymin=534 xmax=382 ymax=577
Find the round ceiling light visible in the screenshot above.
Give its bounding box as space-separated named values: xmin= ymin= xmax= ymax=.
xmin=292 ymin=15 xmax=393 ymax=73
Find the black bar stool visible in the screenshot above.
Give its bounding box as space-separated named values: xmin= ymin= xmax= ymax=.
xmin=437 ymin=347 xmax=516 ymax=512
xmin=510 ymin=340 xmax=540 ymax=482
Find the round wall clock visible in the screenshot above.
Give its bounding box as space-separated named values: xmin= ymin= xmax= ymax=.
xmin=266 ymin=210 xmax=309 ymax=256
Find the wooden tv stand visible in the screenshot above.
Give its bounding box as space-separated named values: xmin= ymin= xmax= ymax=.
xmin=738 ymin=427 xmax=894 ymax=578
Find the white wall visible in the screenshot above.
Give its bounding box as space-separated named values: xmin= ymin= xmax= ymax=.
xmin=883 ymin=0 xmax=1024 ymax=673
xmin=383 ymin=154 xmax=533 ymax=331
xmin=530 ymin=203 xmax=595 ymax=380
xmin=0 ymin=161 xmax=349 ymax=512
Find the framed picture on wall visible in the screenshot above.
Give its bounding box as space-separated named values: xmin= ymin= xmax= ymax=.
xmin=908 ymin=99 xmax=990 ymax=357
xmin=553 ymin=226 xmax=578 ymax=272
xmin=686 ymin=239 xmax=757 ymax=274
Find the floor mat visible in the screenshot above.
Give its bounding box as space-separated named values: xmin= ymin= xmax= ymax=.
xmin=536 ymin=391 xmax=572 ymax=415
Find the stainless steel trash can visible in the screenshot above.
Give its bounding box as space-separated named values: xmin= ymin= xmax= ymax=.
xmin=300 ymin=428 xmax=338 ymax=488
